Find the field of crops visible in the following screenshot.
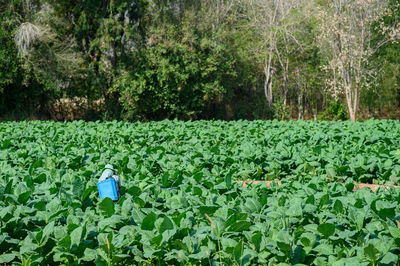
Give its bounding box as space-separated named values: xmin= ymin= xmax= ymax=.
xmin=1 ymin=120 xmax=400 ymax=265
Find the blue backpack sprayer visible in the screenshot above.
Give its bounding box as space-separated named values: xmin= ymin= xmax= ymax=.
xmin=97 ymin=164 xmax=121 ymax=201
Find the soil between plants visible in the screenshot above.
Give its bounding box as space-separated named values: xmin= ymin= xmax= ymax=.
xmin=237 ymin=180 xmax=399 ymax=192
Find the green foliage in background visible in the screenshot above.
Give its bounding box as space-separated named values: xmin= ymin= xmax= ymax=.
xmin=114 ymin=36 xmax=235 ymax=120
xmin=0 ymin=0 xmax=399 ymax=121
xmin=317 ymin=101 xmax=348 ymax=121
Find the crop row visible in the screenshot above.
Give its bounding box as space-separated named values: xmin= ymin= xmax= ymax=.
xmin=1 ymin=119 xmax=400 ymax=184
xmin=1 ymin=174 xmax=400 ymax=264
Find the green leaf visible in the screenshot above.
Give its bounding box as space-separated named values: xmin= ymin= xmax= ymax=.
xmin=380 ymin=252 xmax=398 ymax=264
xmin=70 ymin=226 xmax=83 ymax=248
xmin=82 ymin=186 xmax=97 ymax=201
xmin=349 ymin=208 xmax=365 ymax=230
xmin=24 ymin=175 xmax=34 ymax=189
xmin=0 ymin=254 xmax=15 ymax=263
xmin=234 ymin=241 xmax=243 ymax=262
xmin=121 ymin=199 xmax=133 ymax=216
xmin=314 ymin=244 xmax=333 ymax=256
xmin=188 ymin=251 xmax=209 ymax=259
xmin=276 ymin=230 xmax=291 ymax=252
xmin=4 ymin=180 xmax=13 ymax=195
xmin=73 ymin=179 xmax=85 ymax=198
xmin=225 ymin=212 xmax=248 ymax=227
xmin=59 ymin=234 xmax=71 ymax=249
xmin=244 ymin=198 xmax=261 ymax=212
xmin=300 ymin=232 xmax=316 ymax=247
xmin=131 ymin=207 xmax=145 ymax=224
xmin=287 ymin=203 xmax=303 ymax=216
xmin=99 ymin=197 xmax=115 ymax=218
xmin=384 ymin=159 xmax=393 ymax=169
xmin=378 ymin=207 xmax=395 ymax=220
xmin=251 ymin=231 xmax=262 ymax=251
xmin=221 ymin=238 xmax=238 ymax=249
xmin=141 ymin=212 xmax=157 ymax=231
xmin=161 ymin=228 xmax=176 ymax=243
xmin=345 ymin=182 xmax=354 ymax=192
xmin=17 ymin=190 xmax=31 ymax=204
xmin=160 ymin=216 xmax=174 ymax=233
xmin=389 ymin=226 xmax=400 ymax=238
xmin=2 ymin=139 xmax=11 ymax=149
xmin=127 ymin=186 xmax=141 ymax=197
xmin=43 ymin=221 xmax=55 ymax=239
xmin=260 ymin=193 xmax=268 ymax=206
xmin=333 ymin=199 xmax=343 ymax=213
xmin=161 ymin=172 xmax=170 ymax=187
xmin=226 ymin=221 xmax=251 ymax=232
xmin=326 ymin=168 xmax=336 ymax=178
xmin=225 ymin=171 xmax=232 ymax=188
xmin=319 ymin=194 xmax=329 ymax=207
xmin=82 ymin=248 xmax=98 ymax=261
xmin=306 ymin=194 xmax=315 ymax=204
xmin=34 ymin=173 xmax=47 ymax=184
xmin=199 ymin=205 xmax=219 ymax=216
xmin=364 ymin=244 xmax=378 ymax=263
xmin=317 ymin=223 xmax=335 ymax=238
xmin=99 ymin=232 xmax=113 ymax=252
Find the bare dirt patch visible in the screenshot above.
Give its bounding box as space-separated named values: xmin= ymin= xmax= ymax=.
xmin=237 ymin=180 xmax=399 ymax=192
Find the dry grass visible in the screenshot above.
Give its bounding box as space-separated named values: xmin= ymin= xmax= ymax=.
xmin=46 ymin=97 xmax=104 ymax=121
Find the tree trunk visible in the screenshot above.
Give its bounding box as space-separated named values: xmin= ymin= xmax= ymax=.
xmin=267 ymin=78 xmax=273 ymax=106
xmin=298 ymin=90 xmax=303 ymax=120
xmin=349 ymin=110 xmax=356 ymax=122
xmin=345 ymin=87 xmax=357 ymax=122
xmin=282 ymin=73 xmax=288 ymax=120
xmin=264 ymin=55 xmax=273 ymax=106
xmin=282 ymin=96 xmax=287 ymax=120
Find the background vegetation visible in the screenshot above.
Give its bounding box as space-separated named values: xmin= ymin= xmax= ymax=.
xmin=1 ymin=0 xmax=399 ymax=121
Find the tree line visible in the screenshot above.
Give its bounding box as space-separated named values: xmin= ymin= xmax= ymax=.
xmin=1 ymin=0 xmax=399 ymax=121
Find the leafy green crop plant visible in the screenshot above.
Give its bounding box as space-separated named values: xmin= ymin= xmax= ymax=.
xmin=0 ymin=120 xmax=399 ymax=264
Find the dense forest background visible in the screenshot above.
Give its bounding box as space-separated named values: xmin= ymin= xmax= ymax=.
xmin=1 ymin=0 xmax=400 ymax=122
